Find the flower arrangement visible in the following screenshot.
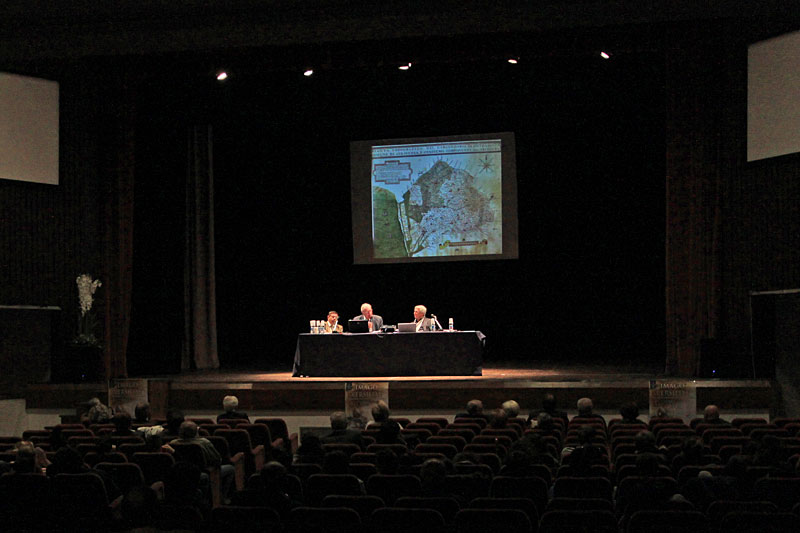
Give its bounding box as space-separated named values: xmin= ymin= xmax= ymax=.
xmin=74 ymin=274 xmax=102 ymax=346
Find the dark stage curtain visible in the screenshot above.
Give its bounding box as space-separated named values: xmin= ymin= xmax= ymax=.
xmin=184 ymin=125 xmax=220 ymax=370
xmin=664 ymin=24 xmax=743 ymax=376
xmin=102 ymin=72 xmax=137 ymax=380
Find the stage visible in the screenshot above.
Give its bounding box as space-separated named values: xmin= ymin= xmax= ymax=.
xmin=24 ymin=360 xmax=775 ymax=419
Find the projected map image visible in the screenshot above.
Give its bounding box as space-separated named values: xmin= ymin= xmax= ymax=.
xmin=371 ymin=140 xmax=502 ymax=259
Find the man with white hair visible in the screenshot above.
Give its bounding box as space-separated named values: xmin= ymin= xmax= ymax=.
xmin=413 ymin=304 xmax=434 ymax=331
xmin=573 ymin=397 xmax=607 ymax=428
xmin=352 ymin=302 xmax=384 ymax=332
xmin=216 ymin=395 xmax=249 ymax=423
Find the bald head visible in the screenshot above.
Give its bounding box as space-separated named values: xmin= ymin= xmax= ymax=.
xmin=703 ymin=405 xmax=720 ymax=421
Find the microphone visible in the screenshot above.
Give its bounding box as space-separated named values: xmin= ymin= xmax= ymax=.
xmin=431 ymin=314 xmax=443 ymax=331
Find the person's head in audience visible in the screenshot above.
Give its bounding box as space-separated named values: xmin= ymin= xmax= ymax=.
xmin=296 ymin=435 xmax=325 ymax=464
xmin=619 ymin=402 xmax=641 ymax=422
xmin=542 ymin=394 xmax=558 ymax=412
xmin=49 ymin=445 xmax=86 ymax=475
xmin=376 ymin=449 xmax=399 ymax=475
xmin=680 ymin=436 xmax=705 ymax=459
xmin=502 ymin=400 xmax=520 ymax=418
xmin=164 ymin=409 xmax=185 ymax=436
xmin=86 ymin=397 xmax=112 ymax=424
xmin=134 ymin=402 xmax=151 ymax=423
xmin=634 ymin=430 xmax=657 ymax=452
xmin=112 ymin=411 xmax=133 ymax=434
xmin=376 ymin=420 xmax=403 ymax=444
xmin=322 ymin=450 xmax=350 ymax=474
xmin=536 ymin=412 xmax=554 ymax=431
xmin=489 ymin=408 xmax=508 ymax=429
xmin=576 ymin=397 xmax=594 ymax=416
xmin=178 ymin=420 xmax=200 ymax=440
xmin=371 ymin=400 xmax=391 ymax=424
xmin=330 ymin=411 xmax=348 ymax=431
xmin=419 ymin=458 xmax=448 ymax=492
xmin=261 ymin=460 xmax=288 ymax=487
xmin=466 ymin=399 xmax=484 ymax=416
xmin=703 ymin=404 xmax=723 ymax=422
xmin=223 ymin=395 xmax=240 ymax=414
xmin=12 ymin=441 xmax=37 ymax=474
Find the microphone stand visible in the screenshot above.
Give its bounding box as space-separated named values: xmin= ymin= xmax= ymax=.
xmin=431 ymin=314 xmax=443 ymax=331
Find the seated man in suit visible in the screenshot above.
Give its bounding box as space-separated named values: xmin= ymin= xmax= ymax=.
xmin=320 ymin=411 xmax=364 ymax=449
xmin=352 ymin=302 xmax=384 ymax=332
xmin=323 ymin=310 xmax=343 ymax=333
xmin=413 ymin=304 xmax=435 ymax=331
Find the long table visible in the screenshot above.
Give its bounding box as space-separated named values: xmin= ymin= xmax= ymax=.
xmin=292 ymin=330 xmax=485 ymax=377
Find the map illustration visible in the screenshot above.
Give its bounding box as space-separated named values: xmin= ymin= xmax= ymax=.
xmin=371 ymin=140 xmax=502 ymax=259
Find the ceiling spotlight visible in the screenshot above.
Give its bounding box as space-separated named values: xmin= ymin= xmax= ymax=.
xmin=215 ymin=71 xmax=228 ymax=81
xmin=303 ymin=69 xmax=314 ymax=77
xmin=398 ymin=62 xmax=412 ymax=70
xmin=600 ymin=51 xmax=611 ymax=59
xmin=507 ymin=58 xmax=519 ymax=64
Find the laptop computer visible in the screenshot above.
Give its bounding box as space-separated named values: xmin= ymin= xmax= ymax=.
xmin=397 ymin=322 xmax=417 ymax=333
xmin=348 ymin=319 xmax=370 ymax=333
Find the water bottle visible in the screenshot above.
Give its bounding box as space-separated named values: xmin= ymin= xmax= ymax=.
xmin=448 ymin=318 xmax=454 ymax=331
xmin=309 ymin=320 xmax=315 ymax=334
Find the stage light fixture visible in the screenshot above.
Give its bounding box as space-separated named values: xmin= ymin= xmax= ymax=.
xmin=507 ymin=58 xmax=519 ymax=64
xmin=304 ymin=69 xmax=314 ymax=77
xmin=600 ymin=51 xmax=611 ymax=59
xmin=398 ymin=62 xmax=412 ymax=70
xmin=216 ymin=71 xmax=228 ymax=81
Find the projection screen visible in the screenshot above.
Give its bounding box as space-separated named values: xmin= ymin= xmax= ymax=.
xmin=351 ymin=132 xmax=518 ymax=264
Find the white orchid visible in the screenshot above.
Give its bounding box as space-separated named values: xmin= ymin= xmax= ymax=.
xmin=76 ymin=274 xmax=102 ymax=316
xmin=74 ymin=274 xmax=102 ymax=346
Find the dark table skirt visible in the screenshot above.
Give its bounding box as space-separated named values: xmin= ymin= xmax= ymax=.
xmin=292 ymin=331 xmax=485 ymax=377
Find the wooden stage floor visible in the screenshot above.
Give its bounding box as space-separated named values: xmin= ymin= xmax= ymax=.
xmin=25 ymin=360 xmax=774 ymax=414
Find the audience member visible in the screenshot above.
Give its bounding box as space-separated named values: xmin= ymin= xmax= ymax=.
xmin=702 ymin=404 xmax=730 ymax=426
xmin=456 ymin=399 xmax=490 ymax=423
xmin=366 ymin=400 xmax=392 ymax=429
xmin=161 ymin=409 xmax=185 ymax=440
xmin=84 ymin=397 xmax=113 ymax=424
xmin=251 ymin=461 xmax=299 ymax=518
xmin=374 ymin=420 xmax=406 ymax=445
xmin=634 ymin=430 xmax=668 ymax=465
xmin=134 ymin=402 xmax=151 ymax=424
xmin=163 ymin=460 xmax=209 ymax=517
xmin=529 ymin=394 xmax=569 ymax=427
xmin=169 ymin=420 xmax=235 ymax=502
xmin=321 ymin=450 xmax=350 ymax=475
xmin=671 ymin=436 xmax=707 ymax=473
xmin=502 ymin=400 xmax=521 ymax=419
xmin=293 ymin=435 xmax=325 ymax=465
xmin=488 ymin=408 xmax=509 ymax=429
xmin=562 ymin=425 xmax=606 ymax=470
xmin=320 ymin=411 xmax=364 ymax=450
xmin=619 ymin=402 xmax=646 ymax=425
xmin=111 ymin=411 xmax=136 ymax=436
xmin=573 ymin=397 xmax=607 ymax=428
xmin=217 ymin=395 xmax=249 ymax=423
